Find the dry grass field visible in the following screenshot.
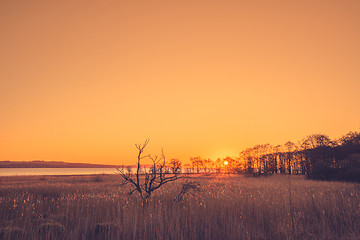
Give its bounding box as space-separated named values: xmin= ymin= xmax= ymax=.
xmin=0 ymin=174 xmax=359 ymax=240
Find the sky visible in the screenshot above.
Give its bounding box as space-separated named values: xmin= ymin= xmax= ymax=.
xmin=1 ymin=0 xmax=360 ymax=165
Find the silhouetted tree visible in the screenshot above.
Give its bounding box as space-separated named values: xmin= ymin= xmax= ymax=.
xmin=117 ymin=139 xmax=181 ymax=201
xmin=284 ymin=141 xmax=296 ymax=174
xmin=202 ymin=158 xmax=213 ymax=173
xmin=169 ymin=158 xmax=182 ymax=174
xmin=243 ymin=147 xmax=255 ymax=175
xmin=190 ymin=156 xmax=203 ymax=173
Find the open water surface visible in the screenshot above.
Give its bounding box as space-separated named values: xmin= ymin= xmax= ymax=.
xmin=0 ymin=168 xmax=119 ymax=176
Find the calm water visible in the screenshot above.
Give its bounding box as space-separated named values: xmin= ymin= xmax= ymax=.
xmin=0 ymin=168 xmax=120 ymax=176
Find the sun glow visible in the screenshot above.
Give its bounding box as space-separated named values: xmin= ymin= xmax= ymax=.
xmin=224 ymin=161 xmax=229 ymax=166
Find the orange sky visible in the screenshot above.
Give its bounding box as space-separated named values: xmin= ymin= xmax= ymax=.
xmin=1 ymin=0 xmax=360 ymax=165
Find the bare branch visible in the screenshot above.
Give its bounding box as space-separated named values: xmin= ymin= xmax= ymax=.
xmin=118 ymin=139 xmax=182 ymax=201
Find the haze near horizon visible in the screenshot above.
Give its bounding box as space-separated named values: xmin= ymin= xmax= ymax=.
xmin=1 ymin=0 xmax=360 ymax=164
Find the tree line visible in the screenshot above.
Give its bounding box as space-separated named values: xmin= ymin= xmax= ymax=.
xmin=178 ymin=130 xmax=360 ymax=182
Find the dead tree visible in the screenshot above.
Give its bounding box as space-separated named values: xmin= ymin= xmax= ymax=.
xmin=169 ymin=158 xmax=182 ymax=174
xmin=117 ymin=139 xmax=181 ymax=200
xmin=175 ymin=181 xmax=200 ymax=201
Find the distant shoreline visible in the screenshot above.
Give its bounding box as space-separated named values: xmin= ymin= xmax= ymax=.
xmin=0 ymin=160 xmax=135 ymax=168
xmin=0 ymin=167 xmax=121 ymax=176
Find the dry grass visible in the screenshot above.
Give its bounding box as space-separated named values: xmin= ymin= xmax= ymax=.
xmin=0 ymin=174 xmax=359 ymax=240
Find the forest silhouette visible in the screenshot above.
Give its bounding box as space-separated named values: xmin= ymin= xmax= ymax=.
xmin=183 ymin=130 xmax=360 ymax=182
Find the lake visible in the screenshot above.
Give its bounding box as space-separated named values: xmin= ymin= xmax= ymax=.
xmin=0 ymin=168 xmax=191 ymax=176
xmin=0 ymin=168 xmax=120 ymax=176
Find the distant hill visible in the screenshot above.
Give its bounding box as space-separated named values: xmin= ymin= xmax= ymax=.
xmin=0 ymin=160 xmax=132 ymax=168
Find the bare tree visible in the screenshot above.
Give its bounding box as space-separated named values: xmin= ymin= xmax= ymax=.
xmin=202 ymin=158 xmax=213 ymax=173
xmin=169 ymin=158 xmax=182 ymax=174
xmin=175 ymin=181 xmax=200 ymax=201
xmin=190 ymin=156 xmax=203 ymax=173
xmin=117 ymin=139 xmax=181 ymax=200
xmin=284 ymin=141 xmax=296 ymax=174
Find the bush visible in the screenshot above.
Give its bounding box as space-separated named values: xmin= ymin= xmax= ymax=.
xmin=308 ymin=164 xmax=360 ymax=182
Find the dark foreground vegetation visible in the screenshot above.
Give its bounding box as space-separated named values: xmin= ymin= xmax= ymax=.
xmin=0 ymin=174 xmax=359 ymax=240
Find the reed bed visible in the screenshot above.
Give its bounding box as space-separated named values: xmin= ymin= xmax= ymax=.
xmin=0 ymin=174 xmax=359 ymax=240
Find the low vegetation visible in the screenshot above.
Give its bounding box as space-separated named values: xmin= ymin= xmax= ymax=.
xmin=0 ymin=174 xmax=359 ymax=240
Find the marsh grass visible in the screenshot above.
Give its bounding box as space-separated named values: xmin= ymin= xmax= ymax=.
xmin=0 ymin=174 xmax=359 ymax=239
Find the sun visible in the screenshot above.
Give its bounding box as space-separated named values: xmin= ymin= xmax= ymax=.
xmin=224 ymin=161 xmax=229 ymax=166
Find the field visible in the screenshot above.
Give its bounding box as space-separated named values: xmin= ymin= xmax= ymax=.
xmin=0 ymin=174 xmax=359 ymax=240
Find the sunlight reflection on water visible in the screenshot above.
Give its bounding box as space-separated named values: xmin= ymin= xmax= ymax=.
xmin=0 ymin=168 xmax=119 ymax=176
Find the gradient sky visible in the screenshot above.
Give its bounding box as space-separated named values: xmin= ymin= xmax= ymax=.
xmin=1 ymin=0 xmax=360 ymax=165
